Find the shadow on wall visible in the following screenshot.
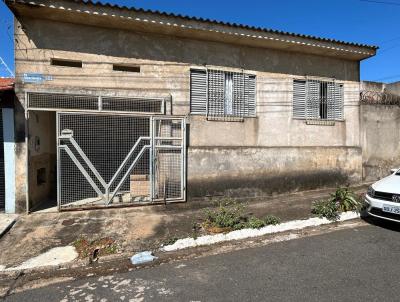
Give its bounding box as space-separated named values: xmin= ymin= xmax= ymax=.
xmin=187 ymin=169 xmax=349 ymax=199
xmin=18 ymin=18 xmax=358 ymax=82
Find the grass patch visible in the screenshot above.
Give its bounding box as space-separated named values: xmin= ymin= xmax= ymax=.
xmin=73 ymin=237 xmax=118 ymax=259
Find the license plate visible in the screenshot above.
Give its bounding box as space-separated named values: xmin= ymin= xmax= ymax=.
xmin=382 ymin=204 xmax=400 ymax=215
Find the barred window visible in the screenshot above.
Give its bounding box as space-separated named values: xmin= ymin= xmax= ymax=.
xmin=190 ymin=69 xmax=256 ymax=120
xmin=293 ymin=79 xmax=344 ymax=121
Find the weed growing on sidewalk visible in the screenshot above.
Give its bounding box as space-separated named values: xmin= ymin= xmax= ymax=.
xmin=263 ymin=215 xmax=281 ymax=226
xmin=203 ymin=199 xmax=245 ymax=231
xmin=73 ymin=237 xmax=118 ymax=259
xmin=191 ymin=221 xmax=201 ymax=239
xmin=311 ymin=199 xmax=340 ymax=221
xmin=240 ymin=216 xmax=281 ymax=229
xmin=163 ymin=236 xmax=179 ymax=246
xmin=311 ymin=186 xmax=362 ymax=221
xmin=203 ymin=199 xmax=281 ymax=233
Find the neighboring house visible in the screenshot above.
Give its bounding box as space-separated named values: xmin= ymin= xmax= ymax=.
xmin=5 ymin=0 xmax=377 ymax=213
xmin=359 ymin=80 xmax=400 ymax=182
xmin=0 ymin=78 xmax=15 ymax=213
xmin=361 ymin=81 xmax=400 ymax=95
xmin=361 ymin=81 xmax=400 ymax=104
xmin=386 ymin=81 xmax=400 ymax=96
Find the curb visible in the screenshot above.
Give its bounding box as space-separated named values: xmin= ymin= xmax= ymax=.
xmin=161 ymin=211 xmax=361 ymax=252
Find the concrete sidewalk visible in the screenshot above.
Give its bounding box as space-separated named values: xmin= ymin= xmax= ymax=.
xmin=6 ymin=223 xmax=400 ymax=302
xmin=0 ymin=185 xmax=368 ymax=270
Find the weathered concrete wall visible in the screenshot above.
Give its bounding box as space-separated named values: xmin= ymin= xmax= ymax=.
xmin=386 ymin=82 xmax=400 ymax=96
xmin=12 ymin=16 xmax=365 ymax=210
xmin=360 ymin=104 xmax=400 ymax=181
xmin=361 ymin=81 xmax=385 ymax=92
xmin=188 ymin=147 xmax=362 ymax=198
xmin=27 ymin=111 xmax=56 ymax=209
xmin=14 ymin=18 xmax=362 ymax=146
xmin=361 ymin=80 xmax=400 ymax=96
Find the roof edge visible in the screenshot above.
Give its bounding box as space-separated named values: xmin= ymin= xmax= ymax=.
xmin=70 ymin=0 xmax=378 ymax=50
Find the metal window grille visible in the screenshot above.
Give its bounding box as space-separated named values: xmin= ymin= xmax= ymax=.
xmin=190 ymin=69 xmax=256 ymax=120
xmin=293 ymin=79 xmax=344 ymax=121
xmin=28 ymin=92 xmax=165 ymax=114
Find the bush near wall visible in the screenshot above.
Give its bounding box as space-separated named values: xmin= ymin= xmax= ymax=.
xmin=311 ymin=187 xmax=363 ymax=221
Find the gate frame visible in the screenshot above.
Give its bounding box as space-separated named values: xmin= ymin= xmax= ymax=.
xmin=150 ymin=116 xmax=187 ymax=203
xmin=56 ymin=111 xmax=187 ymax=210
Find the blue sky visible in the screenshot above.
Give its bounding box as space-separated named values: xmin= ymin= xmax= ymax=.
xmin=0 ymin=0 xmax=399 ymax=82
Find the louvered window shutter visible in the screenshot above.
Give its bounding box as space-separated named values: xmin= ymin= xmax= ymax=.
xmin=246 ymin=75 xmax=256 ymax=117
xmin=334 ymin=83 xmax=344 ymax=120
xmin=293 ymin=79 xmax=344 ymax=121
xmin=191 ymin=69 xmax=256 ymax=118
xmin=293 ymin=80 xmax=306 ymax=119
xmin=327 ymin=82 xmax=336 ymax=120
xmin=190 ymin=69 xmax=207 ymax=115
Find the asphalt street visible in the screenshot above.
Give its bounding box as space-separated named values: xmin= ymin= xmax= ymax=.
xmin=4 ymin=219 xmax=400 ymax=302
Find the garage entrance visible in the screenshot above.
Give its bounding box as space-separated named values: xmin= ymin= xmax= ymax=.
xmin=57 ymin=113 xmax=185 ymax=209
xmin=27 ymin=92 xmax=186 ymax=211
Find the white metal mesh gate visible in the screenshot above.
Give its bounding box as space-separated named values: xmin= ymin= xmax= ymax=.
xmin=57 ymin=112 xmax=185 ymax=209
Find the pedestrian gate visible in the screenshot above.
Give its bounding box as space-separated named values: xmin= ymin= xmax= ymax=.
xmin=57 ymin=112 xmax=186 ymax=209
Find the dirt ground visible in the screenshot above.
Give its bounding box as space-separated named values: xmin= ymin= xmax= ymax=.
xmin=0 ymin=185 xmax=369 ymax=269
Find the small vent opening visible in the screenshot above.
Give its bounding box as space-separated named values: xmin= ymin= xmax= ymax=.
xmin=113 ymin=64 xmax=140 ymax=73
xmin=51 ymin=59 xmax=82 ymax=68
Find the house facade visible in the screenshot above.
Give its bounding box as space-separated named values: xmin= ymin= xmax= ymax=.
xmin=0 ymin=78 xmax=16 ymax=213
xmin=5 ymin=0 xmax=377 ymax=213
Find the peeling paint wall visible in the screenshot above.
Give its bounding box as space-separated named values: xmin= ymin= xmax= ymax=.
xmin=12 ymin=16 xmax=365 ymax=211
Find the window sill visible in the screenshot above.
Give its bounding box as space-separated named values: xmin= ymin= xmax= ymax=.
xmin=305 ymin=120 xmax=338 ymax=126
xmin=206 ymin=115 xmax=245 ymax=122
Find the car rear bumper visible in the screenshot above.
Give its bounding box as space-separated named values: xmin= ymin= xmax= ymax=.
xmin=365 ymin=194 xmax=400 ymax=223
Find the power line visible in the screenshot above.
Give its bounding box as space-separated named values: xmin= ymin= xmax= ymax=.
xmin=0 ymin=57 xmax=14 ymax=77
xmin=379 ymin=35 xmax=400 ymax=45
xmin=372 ymin=74 xmax=400 ymax=81
xmin=379 ymin=43 xmax=400 ymax=53
xmin=360 ymin=0 xmax=400 ymax=6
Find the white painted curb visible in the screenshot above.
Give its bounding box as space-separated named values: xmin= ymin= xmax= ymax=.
xmin=161 ymin=211 xmax=360 ymax=252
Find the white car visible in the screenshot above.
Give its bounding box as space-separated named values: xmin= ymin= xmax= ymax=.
xmin=365 ymin=168 xmax=400 ymax=222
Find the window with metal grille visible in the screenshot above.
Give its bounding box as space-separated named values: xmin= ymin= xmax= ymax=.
xmin=293 ymin=79 xmax=344 ymax=121
xmin=190 ymin=69 xmax=256 ymax=119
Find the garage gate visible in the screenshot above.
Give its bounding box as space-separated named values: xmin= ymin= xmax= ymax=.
xmin=27 ymin=92 xmax=186 ymax=210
